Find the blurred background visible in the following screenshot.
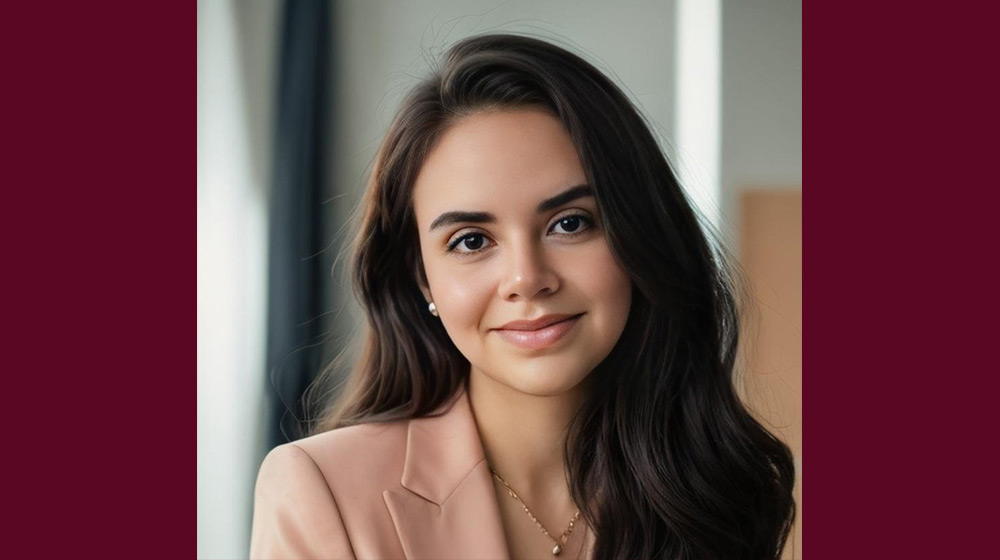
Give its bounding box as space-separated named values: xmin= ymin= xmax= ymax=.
xmin=197 ymin=0 xmax=801 ymax=558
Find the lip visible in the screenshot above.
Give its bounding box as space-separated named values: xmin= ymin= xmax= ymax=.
xmin=493 ymin=313 xmax=583 ymax=350
xmin=496 ymin=313 xmax=581 ymax=331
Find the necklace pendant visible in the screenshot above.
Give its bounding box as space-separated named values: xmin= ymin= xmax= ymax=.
xmin=552 ymin=543 xmax=562 ymax=555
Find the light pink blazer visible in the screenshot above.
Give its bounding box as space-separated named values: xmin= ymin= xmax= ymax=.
xmin=251 ymin=387 xmax=593 ymax=559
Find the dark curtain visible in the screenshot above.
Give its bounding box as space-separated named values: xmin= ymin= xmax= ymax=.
xmin=265 ymin=0 xmax=333 ymax=449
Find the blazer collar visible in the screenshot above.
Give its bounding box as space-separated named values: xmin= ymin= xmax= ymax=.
xmin=383 ymin=387 xmax=511 ymax=559
xmin=400 ymin=387 xmax=485 ymax=504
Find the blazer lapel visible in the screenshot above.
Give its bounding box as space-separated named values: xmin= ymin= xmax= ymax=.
xmin=383 ymin=389 xmax=510 ymax=560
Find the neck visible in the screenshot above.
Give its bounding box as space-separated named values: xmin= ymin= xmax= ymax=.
xmin=467 ymin=367 xmax=587 ymax=504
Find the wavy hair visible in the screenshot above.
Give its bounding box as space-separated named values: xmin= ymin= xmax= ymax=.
xmin=308 ymin=34 xmax=795 ymax=560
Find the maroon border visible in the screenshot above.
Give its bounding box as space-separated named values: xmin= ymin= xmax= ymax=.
xmin=806 ymin=1 xmax=994 ymax=558
xmin=6 ymin=0 xmax=996 ymax=557
xmin=4 ymin=3 xmax=193 ymax=556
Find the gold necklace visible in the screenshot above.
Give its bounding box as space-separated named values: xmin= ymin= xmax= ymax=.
xmin=489 ymin=467 xmax=581 ymax=556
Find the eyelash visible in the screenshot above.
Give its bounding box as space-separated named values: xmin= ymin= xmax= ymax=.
xmin=445 ymin=213 xmax=595 ymax=256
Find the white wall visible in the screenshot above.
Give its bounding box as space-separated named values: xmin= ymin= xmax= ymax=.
xmin=197 ymin=1 xmax=278 ymax=558
xmin=720 ymin=0 xmax=803 ymax=239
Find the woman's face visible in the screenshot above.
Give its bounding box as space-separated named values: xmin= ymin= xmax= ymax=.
xmin=411 ymin=109 xmax=632 ymax=397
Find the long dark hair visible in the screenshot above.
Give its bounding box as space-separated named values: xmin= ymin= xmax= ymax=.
xmin=307 ymin=34 xmax=795 ymax=559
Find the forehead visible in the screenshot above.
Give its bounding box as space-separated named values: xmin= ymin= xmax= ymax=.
xmin=412 ymin=109 xmax=588 ymax=219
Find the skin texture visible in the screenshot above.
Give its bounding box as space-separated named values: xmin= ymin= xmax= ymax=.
xmin=411 ymin=109 xmax=632 ymax=558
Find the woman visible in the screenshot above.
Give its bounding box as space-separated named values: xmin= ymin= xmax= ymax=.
xmin=250 ymin=34 xmax=796 ymax=560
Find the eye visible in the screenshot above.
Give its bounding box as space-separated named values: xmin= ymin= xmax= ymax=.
xmin=444 ymin=212 xmax=595 ymax=257
xmin=447 ymin=232 xmax=495 ymax=254
xmin=549 ymin=213 xmax=593 ymax=235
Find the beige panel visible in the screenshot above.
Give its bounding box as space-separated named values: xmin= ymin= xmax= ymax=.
xmin=738 ymin=190 xmax=802 ymax=559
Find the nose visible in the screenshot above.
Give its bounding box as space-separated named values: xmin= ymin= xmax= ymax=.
xmin=497 ymin=237 xmax=560 ymax=301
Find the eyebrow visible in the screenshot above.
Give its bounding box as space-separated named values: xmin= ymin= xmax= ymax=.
xmin=427 ymin=184 xmax=594 ymax=233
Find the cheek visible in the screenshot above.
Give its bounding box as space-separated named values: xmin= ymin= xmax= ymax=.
xmin=577 ymin=237 xmax=630 ymax=288
xmin=582 ymin=249 xmax=633 ymax=324
xmin=437 ymin=277 xmax=482 ymax=315
xmin=423 ymin=257 xmax=494 ymax=331
xmin=605 ymin=262 xmax=633 ymax=309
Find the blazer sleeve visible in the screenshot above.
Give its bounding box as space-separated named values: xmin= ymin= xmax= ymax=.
xmin=249 ymin=443 xmax=357 ymax=560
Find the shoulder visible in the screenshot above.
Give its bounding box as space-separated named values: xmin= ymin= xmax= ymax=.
xmin=250 ymin=442 xmax=356 ymax=558
xmin=258 ymin=420 xmax=409 ymax=493
xmin=283 ymin=419 xmax=410 ymax=486
xmin=249 ymin=420 xmax=410 ymax=559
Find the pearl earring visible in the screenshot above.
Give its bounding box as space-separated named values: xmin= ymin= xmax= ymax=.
xmin=428 ymin=302 xmax=439 ymax=317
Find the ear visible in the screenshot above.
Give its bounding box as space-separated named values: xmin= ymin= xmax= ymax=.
xmin=414 ymin=254 xmax=432 ymax=304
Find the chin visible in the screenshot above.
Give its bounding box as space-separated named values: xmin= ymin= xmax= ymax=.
xmin=489 ymin=360 xmax=593 ymax=397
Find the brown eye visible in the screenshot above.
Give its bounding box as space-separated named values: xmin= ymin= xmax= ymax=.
xmin=549 ymin=214 xmax=593 ymax=235
xmin=558 ymin=216 xmax=582 ymax=232
xmin=460 ymin=234 xmax=486 ymax=250
xmin=447 ymin=232 xmax=494 ymax=254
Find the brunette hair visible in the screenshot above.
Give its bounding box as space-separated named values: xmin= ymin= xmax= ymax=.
xmin=307 ymin=34 xmax=795 ymax=559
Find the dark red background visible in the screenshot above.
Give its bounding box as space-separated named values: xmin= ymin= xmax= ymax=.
xmin=2 ymin=2 xmax=194 ymax=557
xmin=1 ymin=1 xmax=995 ymax=558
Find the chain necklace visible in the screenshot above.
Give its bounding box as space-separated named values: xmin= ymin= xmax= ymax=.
xmin=489 ymin=467 xmax=581 ymax=556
